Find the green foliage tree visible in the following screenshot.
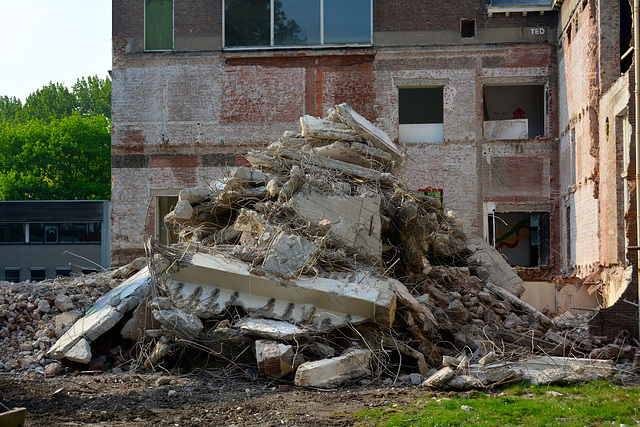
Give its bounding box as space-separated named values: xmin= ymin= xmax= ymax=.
xmin=0 ymin=76 xmax=111 ymax=201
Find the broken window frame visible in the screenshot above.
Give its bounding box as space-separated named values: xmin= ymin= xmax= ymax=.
xmin=482 ymin=83 xmax=547 ymax=140
xmin=398 ymin=86 xmax=445 ymax=144
xmin=144 ymin=0 xmax=174 ymax=52
xmin=487 ymin=211 xmax=550 ymax=268
xmin=223 ymin=0 xmax=373 ymax=49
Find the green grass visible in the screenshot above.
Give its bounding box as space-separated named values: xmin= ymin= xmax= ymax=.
xmin=354 ymin=381 xmax=640 ymax=426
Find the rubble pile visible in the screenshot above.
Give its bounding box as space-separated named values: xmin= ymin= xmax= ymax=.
xmin=10 ymin=104 xmax=639 ymax=389
xmin=0 ymin=273 xmax=115 ymax=374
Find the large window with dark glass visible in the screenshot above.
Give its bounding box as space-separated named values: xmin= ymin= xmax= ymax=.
xmin=224 ymin=0 xmax=371 ymax=48
xmin=0 ymin=222 xmax=101 ymax=244
xmin=145 ymin=0 xmax=173 ymax=51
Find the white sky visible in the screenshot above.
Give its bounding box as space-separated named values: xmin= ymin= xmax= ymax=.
xmin=0 ymin=0 xmax=112 ymax=102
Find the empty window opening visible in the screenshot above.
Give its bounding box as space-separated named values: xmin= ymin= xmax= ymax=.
xmin=398 ymin=87 xmax=444 ymax=143
xmin=5 ymin=267 xmax=20 ymax=282
xmin=565 ymin=206 xmax=572 ymax=267
xmin=145 ymin=0 xmax=173 ymax=51
xmin=461 ymin=18 xmax=475 ymax=38
xmin=621 ymin=0 xmax=633 ymax=73
xmin=567 ymin=23 xmax=572 ymax=45
xmin=56 ymin=268 xmax=72 ymax=278
xmin=30 ymin=267 xmax=46 ymax=282
xmin=483 ymin=85 xmax=545 ymax=139
xmin=487 ymin=212 xmax=550 ymax=267
xmin=157 ymin=195 xmax=179 ymax=245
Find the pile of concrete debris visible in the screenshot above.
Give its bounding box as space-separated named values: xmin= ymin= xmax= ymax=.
xmin=45 ymin=104 xmax=637 ymax=389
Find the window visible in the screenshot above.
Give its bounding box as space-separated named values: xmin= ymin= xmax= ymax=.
xmin=56 ymin=268 xmax=72 ymax=278
xmin=29 ymin=223 xmax=45 ymax=243
xmin=45 ymin=225 xmax=58 ymax=243
xmin=0 ymin=223 xmax=25 ymax=243
xmin=461 ymin=19 xmax=475 ymax=38
xmin=398 ymin=87 xmax=444 ymax=143
xmin=5 ymin=267 xmax=20 ymax=282
xmin=30 ymin=267 xmax=46 ymax=282
xmin=224 ymin=0 xmax=372 ymax=48
xmin=483 ymin=85 xmax=545 ymax=139
xmin=145 ymin=0 xmax=173 ymax=51
xmin=487 ymin=212 xmax=550 ymax=267
xmin=157 ymin=196 xmax=179 ymax=245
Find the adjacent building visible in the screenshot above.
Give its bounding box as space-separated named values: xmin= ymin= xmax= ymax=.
xmin=0 ymin=201 xmax=111 ymax=281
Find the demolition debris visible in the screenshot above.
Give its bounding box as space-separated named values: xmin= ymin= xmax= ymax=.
xmin=3 ymin=104 xmax=639 ymax=390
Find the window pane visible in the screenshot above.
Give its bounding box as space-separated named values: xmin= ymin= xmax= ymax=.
xmin=225 ymin=0 xmax=271 ymax=47
xmin=145 ymin=0 xmax=173 ymax=51
xmin=29 ymin=223 xmax=45 ymax=243
xmin=5 ymin=268 xmax=20 ymax=282
xmin=74 ymin=223 xmax=88 ymax=243
xmin=88 ymin=223 xmax=102 ymax=243
xmin=274 ymin=0 xmax=320 ymax=46
xmin=324 ymin=0 xmax=371 ymax=44
xmin=0 ymin=224 xmax=10 ymax=243
xmin=31 ymin=268 xmax=46 ymax=281
xmin=399 ymin=88 xmax=444 ymax=124
xmin=59 ymin=223 xmax=74 ymax=243
xmin=45 ymin=225 xmax=59 ymax=243
xmin=2 ymin=224 xmax=25 ymax=243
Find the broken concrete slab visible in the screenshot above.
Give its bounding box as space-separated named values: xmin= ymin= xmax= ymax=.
xmin=262 ymin=232 xmax=318 ymax=279
xmin=421 ymin=366 xmax=456 ymax=388
xmin=289 ymin=190 xmax=382 ymax=262
xmin=299 ymin=115 xmax=360 ymax=142
xmin=236 ymin=318 xmax=308 ymax=341
xmin=464 ymin=233 xmax=525 ymax=297
xmin=164 ymin=252 xmax=396 ymax=331
xmin=486 ymin=283 xmax=553 ymax=329
xmin=334 ymin=103 xmax=403 ymax=161
xmin=255 ymin=340 xmax=302 ymax=378
xmin=294 ymin=348 xmax=372 ymax=388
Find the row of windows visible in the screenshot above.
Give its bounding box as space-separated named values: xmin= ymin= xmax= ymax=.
xmin=4 ymin=267 xmax=97 ymax=282
xmin=144 ymin=1 xmax=479 ymax=51
xmin=145 ymin=0 xmax=373 ymax=50
xmin=0 ymin=222 xmax=102 ymax=244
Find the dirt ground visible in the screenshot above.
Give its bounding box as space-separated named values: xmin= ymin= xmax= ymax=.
xmin=0 ymin=371 xmax=429 ymax=426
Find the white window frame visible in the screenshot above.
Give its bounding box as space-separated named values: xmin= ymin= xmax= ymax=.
xmin=222 ymin=0 xmax=373 ymax=50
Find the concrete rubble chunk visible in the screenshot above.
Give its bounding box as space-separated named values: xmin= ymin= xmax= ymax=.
xmin=165 ymin=200 xmax=194 ymax=221
xmin=486 ymin=283 xmax=553 ymax=329
xmin=152 ymin=305 xmax=203 ymax=340
xmin=64 ymin=338 xmax=92 ymax=364
xmin=289 ymin=190 xmax=382 ymax=262
xmin=299 ymin=115 xmax=359 ymax=141
xmin=334 ymin=103 xmax=403 ymax=161
xmin=236 ymin=318 xmax=308 ymax=341
xmin=179 ymin=186 xmax=214 ymax=204
xmin=262 ymin=232 xmax=318 ymax=279
xmin=421 ymin=366 xmax=456 ymax=388
xmin=256 ymin=340 xmax=303 ymax=378
xmin=294 ymin=348 xmax=372 ymax=388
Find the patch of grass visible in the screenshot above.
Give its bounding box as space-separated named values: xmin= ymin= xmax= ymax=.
xmin=354 ymin=381 xmax=640 ymax=426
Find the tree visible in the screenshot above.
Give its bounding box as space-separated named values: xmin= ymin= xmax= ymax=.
xmin=73 ymin=76 xmax=111 ymax=118
xmin=0 ymin=115 xmax=110 ymax=200
xmin=0 ymin=76 xmax=112 ymax=201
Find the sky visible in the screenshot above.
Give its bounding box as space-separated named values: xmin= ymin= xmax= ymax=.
xmin=0 ymin=0 xmax=112 ymax=102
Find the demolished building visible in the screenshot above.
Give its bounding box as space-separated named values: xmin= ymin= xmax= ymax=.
xmin=44 ymin=105 xmax=633 ymax=389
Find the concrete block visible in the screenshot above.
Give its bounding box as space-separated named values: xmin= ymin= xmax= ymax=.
xmin=294 ymin=349 xmax=372 ymax=388
xmin=262 ymin=232 xmax=318 ymax=279
xmin=289 ymin=190 xmax=382 ymax=262
xmin=63 ymin=338 xmax=92 ymax=364
xmin=299 ymin=115 xmax=359 ymax=141
xmin=255 ymin=340 xmax=302 ymax=378
xmin=421 ymin=366 xmax=456 ymax=388
xmin=236 ymin=318 xmax=308 ymax=340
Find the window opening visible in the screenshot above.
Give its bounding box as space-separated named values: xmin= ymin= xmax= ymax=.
xmin=0 ymin=223 xmax=25 ymax=243
xmin=565 ymin=206 xmax=572 ymax=267
xmin=487 ymin=212 xmax=550 ymax=267
xmin=157 ymin=196 xmax=179 ymax=245
xmin=56 ymin=268 xmax=72 ymax=278
xmin=483 ymin=85 xmax=545 ymax=139
xmin=224 ymin=0 xmax=371 ymax=48
xmin=398 ymin=87 xmax=444 ymax=143
xmin=461 ymin=18 xmax=475 ymax=38
xmin=621 ymin=0 xmax=633 ymax=73
xmin=145 ymin=0 xmax=173 ymax=51
xmin=29 ymin=223 xmax=45 ymax=243
xmin=30 ymin=267 xmax=46 ymax=282
xmin=45 ymin=225 xmax=58 ymax=243
xmin=5 ymin=268 xmax=20 ymax=282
